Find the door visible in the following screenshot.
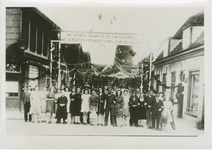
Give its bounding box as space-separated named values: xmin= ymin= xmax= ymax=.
xmin=6 ymin=76 xmax=20 ymax=111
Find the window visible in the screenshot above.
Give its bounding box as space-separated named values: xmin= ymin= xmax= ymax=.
xmin=37 ymin=27 xmax=42 ymax=55
xmin=187 ymin=71 xmax=200 ymax=114
xmin=171 ymin=72 xmax=176 ymax=102
xmin=30 ymin=20 xmax=36 ymax=52
xmin=162 ymin=73 xmax=167 ymax=93
xmin=180 ymin=71 xmax=185 ymax=82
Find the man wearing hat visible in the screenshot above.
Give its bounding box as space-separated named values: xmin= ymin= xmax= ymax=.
xmin=22 ymin=85 xmax=32 ymax=122
xmin=152 ymin=93 xmax=164 ymax=130
xmin=104 ymin=87 xmax=116 ymax=127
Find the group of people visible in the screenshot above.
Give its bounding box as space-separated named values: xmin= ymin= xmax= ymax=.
xmin=22 ymin=85 xmax=174 ymax=132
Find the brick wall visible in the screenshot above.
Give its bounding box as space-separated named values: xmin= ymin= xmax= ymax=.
xmin=6 ymin=8 xmax=21 ymax=48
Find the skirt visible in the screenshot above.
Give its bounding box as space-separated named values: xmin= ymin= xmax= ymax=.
xmin=46 ymin=100 xmax=55 ymax=113
xmin=115 ymin=105 xmax=123 ymax=117
xmin=123 ymin=107 xmax=130 ymax=116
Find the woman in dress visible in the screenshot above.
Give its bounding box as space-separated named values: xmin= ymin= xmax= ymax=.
xmin=69 ymin=88 xmax=76 ymax=124
xmin=56 ymin=89 xmax=68 ymax=124
xmin=122 ymin=90 xmax=130 ymax=126
xmin=161 ymin=91 xmax=173 ymax=132
xmin=72 ymin=87 xmax=82 ymax=124
xmin=81 ymin=88 xmax=90 ymax=124
xmin=64 ymin=87 xmax=70 ymax=123
xmin=97 ymin=87 xmax=106 ymax=126
xmin=114 ymin=90 xmax=124 ymax=127
xmin=137 ymin=93 xmax=147 ymax=127
xmin=129 ymin=91 xmax=139 ymax=127
xmin=89 ymin=90 xmax=98 ymax=126
xmin=40 ymin=86 xmax=48 ymax=123
xmin=30 ymin=85 xmax=41 ymax=123
xmin=54 ymin=89 xmax=61 ymax=116
xmin=46 ymin=86 xmax=55 ymax=124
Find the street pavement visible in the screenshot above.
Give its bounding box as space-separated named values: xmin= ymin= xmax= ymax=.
xmin=5 ymin=118 xmax=203 ymax=136
xmin=2 ymin=114 xmax=205 ymax=149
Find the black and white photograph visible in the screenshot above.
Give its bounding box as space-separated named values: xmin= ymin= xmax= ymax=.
xmin=1 ymin=0 xmax=211 ymax=149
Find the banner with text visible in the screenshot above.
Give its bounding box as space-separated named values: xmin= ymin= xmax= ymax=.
xmin=60 ymin=32 xmax=143 ymax=45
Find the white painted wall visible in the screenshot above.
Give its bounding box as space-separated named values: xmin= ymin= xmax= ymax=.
xmin=154 ymin=55 xmax=204 ymax=128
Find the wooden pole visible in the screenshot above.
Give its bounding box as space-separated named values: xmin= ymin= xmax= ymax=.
xmin=57 ymin=42 xmax=61 ymax=89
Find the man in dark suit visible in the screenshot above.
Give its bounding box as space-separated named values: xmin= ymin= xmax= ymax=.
xmin=129 ymin=91 xmax=139 ymax=127
xmin=152 ymin=93 xmax=164 ymax=130
xmin=146 ymin=89 xmax=155 ymax=129
xmin=22 ymin=85 xmax=32 ymax=122
xmin=104 ymin=87 xmax=116 ymax=127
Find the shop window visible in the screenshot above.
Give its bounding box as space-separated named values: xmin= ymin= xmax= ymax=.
xmin=187 ymin=70 xmax=200 ymax=114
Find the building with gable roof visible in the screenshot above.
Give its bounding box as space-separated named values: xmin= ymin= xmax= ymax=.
xmin=152 ymin=11 xmax=204 ymax=129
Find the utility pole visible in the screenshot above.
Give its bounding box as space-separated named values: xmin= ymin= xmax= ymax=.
xmin=50 ymin=41 xmax=55 ymax=88
xmin=57 ymin=42 xmax=61 ymax=89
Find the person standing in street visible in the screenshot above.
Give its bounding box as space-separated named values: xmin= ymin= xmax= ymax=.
xmin=114 ymin=90 xmax=124 ymax=127
xmin=122 ymin=90 xmax=130 ymax=126
xmin=64 ymin=87 xmax=70 ymax=122
xmin=30 ymin=85 xmax=41 ymax=123
xmin=137 ymin=93 xmax=147 ymax=127
xmin=146 ymin=89 xmax=155 ymax=129
xmin=97 ymin=87 xmax=106 ymax=126
xmin=56 ymin=89 xmax=68 ymax=124
xmin=22 ymin=85 xmax=32 ymax=122
xmin=40 ymin=86 xmax=48 ymax=123
xmin=46 ymin=87 xmax=55 ymax=124
xmin=152 ymin=93 xmax=164 ymax=131
xmin=129 ymin=91 xmax=139 ymax=127
xmin=89 ymin=90 xmax=98 ymax=126
xmin=81 ymin=88 xmax=90 ymax=125
xmin=72 ymin=87 xmax=82 ymax=124
xmin=104 ymin=87 xmax=116 ymax=127
xmin=161 ymin=91 xmax=173 ymax=132
xmin=69 ymin=88 xmax=76 ymax=124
